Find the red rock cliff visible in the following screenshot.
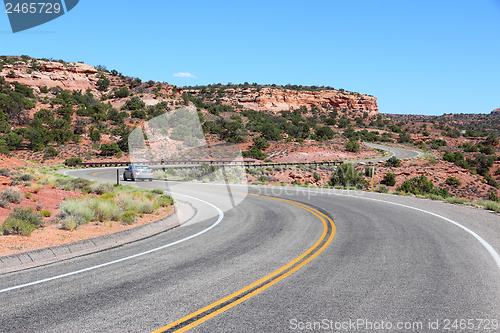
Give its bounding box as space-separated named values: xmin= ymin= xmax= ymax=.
xmin=189 ymin=87 xmax=378 ymax=116
xmin=1 ymin=60 xmax=99 ymax=90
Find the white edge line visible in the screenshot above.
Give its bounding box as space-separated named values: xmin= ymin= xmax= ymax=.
xmin=0 ymin=192 xmax=224 ymax=294
xmin=362 ymin=196 xmax=500 ymax=270
xmin=273 ymin=186 xmax=500 ymax=271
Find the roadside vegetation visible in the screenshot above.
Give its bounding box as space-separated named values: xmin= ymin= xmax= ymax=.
xmin=0 ymin=55 xmax=499 ymax=215
xmin=56 ymin=186 xmax=173 ymax=231
xmin=0 ymin=165 xmax=174 ymax=236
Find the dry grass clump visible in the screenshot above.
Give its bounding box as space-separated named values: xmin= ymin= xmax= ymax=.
xmin=0 ymin=188 xmax=22 ymax=204
xmin=57 ymin=185 xmax=173 ymax=230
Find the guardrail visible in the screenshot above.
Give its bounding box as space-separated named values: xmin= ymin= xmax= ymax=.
xmin=65 ymin=160 xmax=345 ymax=168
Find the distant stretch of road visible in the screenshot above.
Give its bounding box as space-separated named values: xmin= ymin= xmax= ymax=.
xmin=352 ymin=142 xmax=423 ymax=163
xmin=0 ymin=164 xmax=499 ymax=332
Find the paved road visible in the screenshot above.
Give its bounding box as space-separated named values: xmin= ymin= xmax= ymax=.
xmin=350 ymin=143 xmax=422 ymax=164
xmin=0 ymin=169 xmax=499 ymax=332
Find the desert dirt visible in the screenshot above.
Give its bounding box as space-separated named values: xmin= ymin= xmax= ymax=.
xmin=0 ymin=205 xmax=174 ymax=257
xmin=0 ymin=157 xmax=175 ymax=256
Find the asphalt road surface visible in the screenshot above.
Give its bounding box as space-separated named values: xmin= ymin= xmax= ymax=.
xmin=0 ymin=167 xmax=499 ymax=333
xmin=355 ymin=143 xmax=422 ymax=163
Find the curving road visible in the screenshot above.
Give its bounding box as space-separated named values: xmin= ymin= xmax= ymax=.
xmin=0 ymin=168 xmax=499 ymax=332
xmin=351 ymin=142 xmax=422 ymax=164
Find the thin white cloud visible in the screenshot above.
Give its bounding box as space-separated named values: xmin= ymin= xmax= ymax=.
xmin=173 ymin=72 xmax=197 ymax=78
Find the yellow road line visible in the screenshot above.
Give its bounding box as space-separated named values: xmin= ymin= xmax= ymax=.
xmin=152 ymin=193 xmax=335 ymax=333
xmin=91 ymin=171 xmax=113 ymax=177
xmin=82 ymin=171 xmax=335 ymax=331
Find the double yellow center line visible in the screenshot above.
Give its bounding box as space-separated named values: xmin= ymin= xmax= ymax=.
xmin=152 ymin=193 xmax=336 ymax=332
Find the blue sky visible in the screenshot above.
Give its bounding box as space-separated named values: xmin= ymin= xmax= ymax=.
xmin=1 ymin=0 xmax=500 ymax=115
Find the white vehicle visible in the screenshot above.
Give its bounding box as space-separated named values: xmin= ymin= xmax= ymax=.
xmin=123 ymin=165 xmax=154 ymax=181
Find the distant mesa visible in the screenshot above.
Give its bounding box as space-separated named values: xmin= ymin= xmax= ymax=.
xmin=491 ymin=108 xmax=500 ymax=115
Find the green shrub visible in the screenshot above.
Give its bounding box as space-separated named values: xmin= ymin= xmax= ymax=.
xmin=382 ymin=173 xmax=397 ymax=186
xmin=445 ymin=176 xmax=462 ymax=187
xmin=425 ymin=193 xmax=446 ymax=201
xmin=315 ymin=126 xmax=335 ymax=140
xmin=100 ymin=142 xmax=121 ymax=156
xmin=114 ymin=87 xmax=130 ymax=98
xmin=57 ymin=177 xmax=92 ymax=192
xmin=1 ymin=218 xmax=36 ymax=236
xmin=60 ymin=216 xmax=80 ymax=230
xmin=12 ymin=173 xmax=33 ymax=182
xmin=484 ymin=173 xmax=499 ymax=188
xmin=4 ymin=207 xmax=44 ymax=231
xmin=329 ymin=164 xmax=367 ymax=189
xmin=489 ymin=191 xmax=499 ymax=202
xmin=375 ymin=184 xmax=389 ymax=193
xmin=313 ymin=172 xmax=321 ymax=182
xmin=253 ymin=136 xmax=270 ymax=150
xmin=157 ymin=195 xmax=174 ymax=207
xmin=430 ymin=139 xmax=447 ymax=149
xmin=65 ymin=157 xmax=82 ymax=164
xmin=479 ymin=145 xmax=495 ymax=155
xmin=91 ymin=183 xmax=114 ymax=195
xmin=242 ymin=146 xmax=266 ymax=160
xmin=44 ymin=146 xmax=59 ymax=158
xmin=1 ymin=188 xmax=22 ymax=204
xmin=443 ymin=151 xmax=464 ymax=164
xmin=345 ymin=140 xmax=360 ymax=153
xmin=385 ymin=156 xmax=401 ymax=168
xmin=398 ymin=132 xmax=412 ymax=143
xmin=462 ymin=142 xmax=478 ymax=152
xmin=59 ymin=199 xmax=95 ymax=223
xmin=97 ymin=76 xmax=110 ymax=91
xmin=120 ymin=210 xmax=137 ymax=225
xmin=397 ymin=175 xmax=449 ymax=198
xmin=101 ymin=192 xmax=117 ymax=200
xmin=151 ymin=189 xmax=164 ymax=195
xmin=476 ymin=200 xmax=500 ymax=213
xmin=41 ymin=209 xmax=51 ymax=217
xmin=137 ymin=201 xmax=155 ymax=214
xmin=0 ymin=168 xmax=11 ymax=177
xmin=131 ymin=109 xmax=147 ymax=119
xmin=122 ymin=96 xmax=145 ymax=110
xmin=445 ymin=197 xmax=468 ymax=205
xmin=91 ymin=199 xmax=121 ymax=222
xmin=0 ymin=199 xmax=9 ymax=208
xmin=90 ymin=129 xmax=101 ymax=142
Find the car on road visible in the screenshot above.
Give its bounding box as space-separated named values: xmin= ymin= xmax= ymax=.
xmin=123 ymin=164 xmax=154 ymax=181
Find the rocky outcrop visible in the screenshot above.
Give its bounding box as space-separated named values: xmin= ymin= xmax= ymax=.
xmin=491 ymin=108 xmax=500 ymax=115
xmin=188 ymin=87 xmax=378 ymax=116
xmin=1 ymin=60 xmax=98 ymax=90
xmin=0 ymin=58 xmax=377 ymax=117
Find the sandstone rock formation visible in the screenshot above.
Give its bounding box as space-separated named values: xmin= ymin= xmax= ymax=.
xmin=187 ymin=87 xmax=378 ymax=116
xmin=1 ymin=60 xmax=98 ymax=90
xmin=491 ymin=108 xmax=500 ymax=115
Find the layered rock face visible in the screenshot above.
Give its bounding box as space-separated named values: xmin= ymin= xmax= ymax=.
xmin=193 ymin=87 xmax=378 ymax=116
xmin=0 ymin=58 xmax=378 ymax=117
xmin=1 ymin=60 xmax=98 ymax=90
